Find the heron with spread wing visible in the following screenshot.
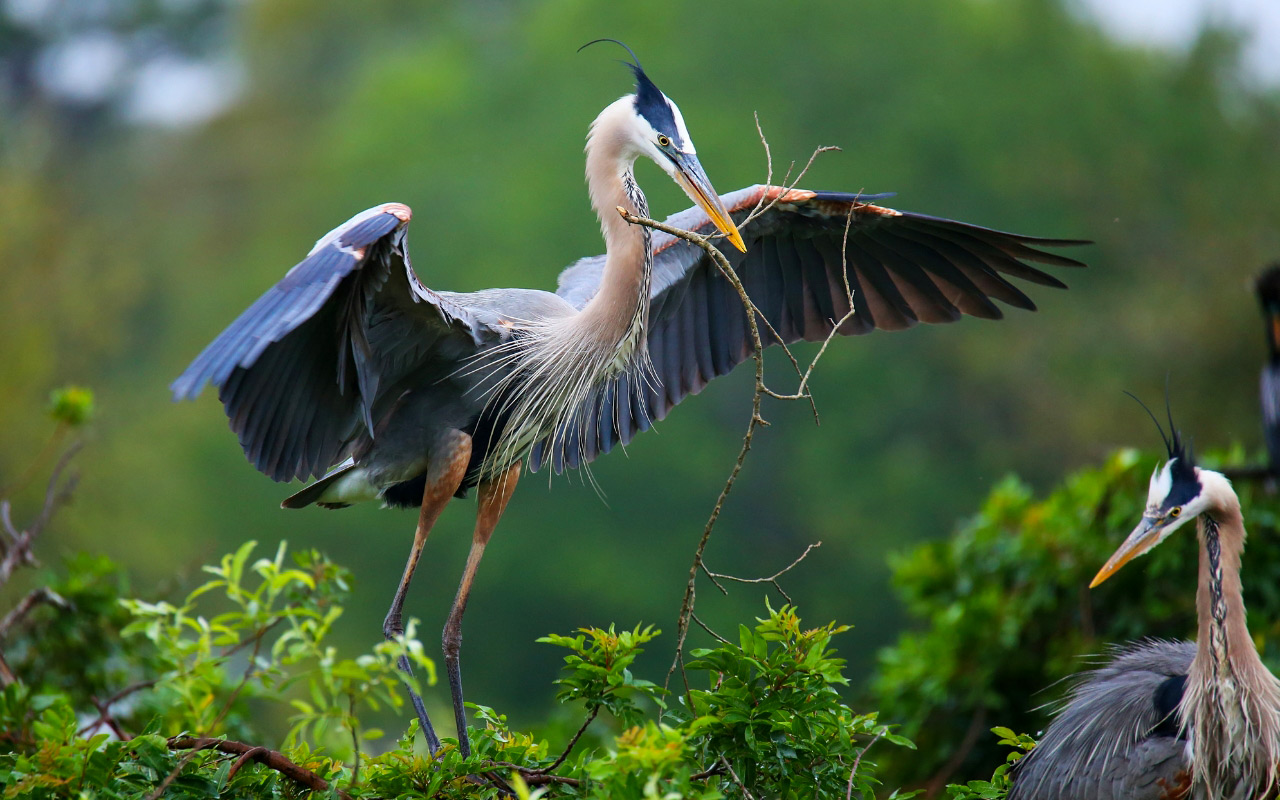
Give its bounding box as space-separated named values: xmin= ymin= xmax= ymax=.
xmin=173 ymin=44 xmax=1088 ymax=756
xmin=1010 ymin=408 xmax=1280 ymax=799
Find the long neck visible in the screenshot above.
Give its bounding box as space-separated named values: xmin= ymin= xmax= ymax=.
xmin=1185 ymin=490 xmax=1280 ymax=796
xmin=579 ymin=110 xmax=652 ymax=357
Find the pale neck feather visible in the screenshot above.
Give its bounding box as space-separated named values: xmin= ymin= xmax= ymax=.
xmin=1184 ymin=473 xmax=1280 ymax=797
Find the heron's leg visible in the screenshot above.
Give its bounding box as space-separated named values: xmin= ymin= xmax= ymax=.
xmin=383 ymin=429 xmax=472 ymax=756
xmin=443 ymin=460 xmax=521 ymax=758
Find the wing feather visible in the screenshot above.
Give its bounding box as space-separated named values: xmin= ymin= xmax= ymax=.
xmin=173 ymin=204 xmax=486 ymax=482
xmin=553 ymin=184 xmax=1088 ymax=468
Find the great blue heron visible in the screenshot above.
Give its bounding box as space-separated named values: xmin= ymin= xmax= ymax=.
xmin=172 ymin=46 xmax=1088 ymax=756
xmin=1010 ymin=411 xmax=1280 ymax=799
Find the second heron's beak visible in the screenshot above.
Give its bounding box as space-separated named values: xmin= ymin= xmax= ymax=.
xmin=671 ymin=153 xmax=747 ymax=253
xmin=1089 ymin=516 xmax=1165 ymax=588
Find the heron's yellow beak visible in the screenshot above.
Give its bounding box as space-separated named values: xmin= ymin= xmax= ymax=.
xmin=671 ymin=153 xmax=747 ymax=253
xmin=1090 ymin=516 xmax=1164 ymax=588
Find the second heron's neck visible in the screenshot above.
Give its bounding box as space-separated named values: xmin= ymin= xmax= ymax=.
xmin=1185 ymin=503 xmax=1280 ymax=795
xmin=582 ymin=145 xmax=652 ymax=367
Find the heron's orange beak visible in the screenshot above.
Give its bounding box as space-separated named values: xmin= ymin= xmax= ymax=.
xmin=1090 ymin=516 xmax=1164 ymax=588
xmin=671 ymin=153 xmax=747 ymax=253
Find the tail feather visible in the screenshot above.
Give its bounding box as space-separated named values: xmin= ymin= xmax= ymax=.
xmin=282 ymin=463 xmax=357 ymax=509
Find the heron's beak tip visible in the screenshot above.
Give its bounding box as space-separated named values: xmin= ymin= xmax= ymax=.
xmin=726 ymin=227 xmax=747 ymax=253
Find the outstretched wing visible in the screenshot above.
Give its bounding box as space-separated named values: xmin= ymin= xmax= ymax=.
xmin=550 ymin=184 xmax=1089 ymax=468
xmin=172 ymin=203 xmax=488 ymax=482
xmin=1009 ymin=641 xmax=1192 ymax=800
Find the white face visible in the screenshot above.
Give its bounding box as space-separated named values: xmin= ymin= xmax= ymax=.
xmin=1142 ymin=458 xmax=1203 ymax=540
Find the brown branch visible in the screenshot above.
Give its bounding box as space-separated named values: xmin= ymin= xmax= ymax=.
xmin=0 ymin=586 xmax=69 ymax=638
xmin=721 ymin=756 xmax=758 ymax=800
xmin=704 ymin=542 xmax=822 ymax=606
xmin=167 ymin=737 xmax=353 ymax=800
xmin=533 ymin=706 xmax=599 ymax=774
xmin=77 ymin=680 xmax=158 ymax=737
xmin=619 ymin=208 xmax=770 ymax=703
xmin=846 ymin=732 xmax=883 ymax=800
xmin=691 ymin=612 xmax=731 ymax=645
xmin=0 ymin=442 xmax=81 ymax=587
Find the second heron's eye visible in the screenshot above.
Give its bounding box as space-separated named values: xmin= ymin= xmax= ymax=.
xmin=1170 ymin=507 xmax=1182 ymax=518
xmin=657 ymin=135 xmax=671 ymax=147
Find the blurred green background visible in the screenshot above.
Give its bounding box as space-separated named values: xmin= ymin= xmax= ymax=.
xmin=3 ymin=0 xmax=1280 ymax=786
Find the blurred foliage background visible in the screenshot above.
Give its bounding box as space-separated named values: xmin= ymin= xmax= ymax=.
xmin=3 ymin=0 xmax=1280 ymax=791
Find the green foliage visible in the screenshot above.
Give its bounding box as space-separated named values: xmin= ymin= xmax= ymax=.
xmin=945 ymin=728 xmax=1035 ymax=800
xmin=3 ymin=546 xmax=906 ymax=799
xmin=873 ymin=446 xmax=1280 ymax=786
xmin=684 ymin=604 xmax=913 ymax=799
xmin=538 ymin=624 xmax=663 ymax=726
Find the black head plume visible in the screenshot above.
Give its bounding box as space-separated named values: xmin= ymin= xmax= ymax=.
xmin=578 ymin=38 xmax=680 ymax=145
xmin=1126 ymin=389 xmax=1197 ymax=504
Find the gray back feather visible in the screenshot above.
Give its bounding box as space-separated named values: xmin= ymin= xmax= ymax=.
xmin=1010 ymin=640 xmax=1194 ymax=800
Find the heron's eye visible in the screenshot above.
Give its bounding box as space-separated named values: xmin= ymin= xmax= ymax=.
xmin=657 ymin=135 xmax=671 ymax=148
xmin=1170 ymin=507 xmax=1182 ymax=518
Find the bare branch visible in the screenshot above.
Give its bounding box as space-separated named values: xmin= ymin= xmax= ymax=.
xmin=76 ymin=679 xmax=158 ymax=737
xmin=722 ymin=756 xmax=758 ymax=800
xmin=846 ymin=732 xmax=884 ymax=800
xmin=0 ymin=586 xmax=68 ymax=639
xmin=704 ymin=542 xmax=822 ymax=606
xmin=166 ymin=737 xmax=353 ymax=800
xmin=0 ymin=441 xmax=82 ymax=587
xmin=533 ymin=706 xmax=599 ymax=775
xmin=691 ymin=612 xmax=731 ymax=645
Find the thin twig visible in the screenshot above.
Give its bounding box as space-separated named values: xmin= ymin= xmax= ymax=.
xmin=846 ymin=732 xmax=884 ymax=800
xmin=704 ymin=542 xmax=822 ymax=606
xmin=721 ymin=756 xmax=757 ymax=800
xmin=0 ymin=442 xmax=82 ymax=587
xmin=690 ymin=761 xmax=729 ymax=781
xmin=76 ymin=680 xmax=158 ymax=737
xmin=167 ymin=737 xmax=353 ymax=800
xmin=534 ymin=706 xmax=599 ymax=774
xmin=691 ymin=612 xmax=731 ymax=645
xmin=620 ymin=208 xmax=769 ymax=704
xmin=0 ymin=586 xmax=68 ymax=639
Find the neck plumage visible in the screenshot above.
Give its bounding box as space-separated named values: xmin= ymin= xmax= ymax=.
xmin=1185 ymin=495 xmax=1280 ymax=797
xmin=580 ymin=117 xmax=652 ymax=366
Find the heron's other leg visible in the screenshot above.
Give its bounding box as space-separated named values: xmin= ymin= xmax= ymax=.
xmin=383 ymin=429 xmax=472 ymax=756
xmin=443 ymin=460 xmax=521 ymax=758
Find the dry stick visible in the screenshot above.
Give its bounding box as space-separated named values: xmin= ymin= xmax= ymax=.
xmin=76 ymin=679 xmax=158 ymax=737
xmin=0 ymin=586 xmax=68 ymax=638
xmin=618 ymin=207 xmax=769 ymax=704
xmin=721 ymin=755 xmax=758 ymax=800
xmin=166 ymin=737 xmax=354 ymax=800
xmin=533 ymin=706 xmax=599 ymax=774
xmin=0 ymin=441 xmax=82 ymax=586
xmin=846 ymin=732 xmax=884 ymax=800
xmin=703 ymin=541 xmax=822 ymax=606
xmin=691 ymin=611 xmax=731 ymax=645
xmin=619 ymin=158 xmax=851 ymax=702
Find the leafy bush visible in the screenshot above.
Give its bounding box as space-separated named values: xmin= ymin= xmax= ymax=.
xmin=1 ymin=542 xmax=905 ymax=799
